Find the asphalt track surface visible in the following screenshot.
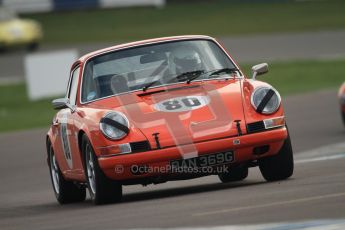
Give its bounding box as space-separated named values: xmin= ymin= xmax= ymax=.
xmin=1 ymin=30 xmax=345 ymax=83
xmin=0 ymin=88 xmax=344 ymax=229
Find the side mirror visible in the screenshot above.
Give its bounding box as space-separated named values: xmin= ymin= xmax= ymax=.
xmin=252 ymin=63 xmax=268 ymax=80
xmin=52 ymin=98 xmax=75 ymax=112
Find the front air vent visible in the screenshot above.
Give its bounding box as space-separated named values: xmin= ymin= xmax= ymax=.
xmin=247 ymin=121 xmax=265 ymax=134
xmin=130 ymin=141 xmax=151 ymax=153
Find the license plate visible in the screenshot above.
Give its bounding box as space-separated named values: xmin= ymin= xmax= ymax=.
xmin=170 ymin=151 xmax=234 ymax=169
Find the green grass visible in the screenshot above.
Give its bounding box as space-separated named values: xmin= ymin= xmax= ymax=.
xmin=0 ymin=59 xmax=344 ymax=133
xmin=0 ymin=84 xmax=56 ymax=133
xmin=24 ymin=0 xmax=345 ymax=44
xmin=241 ymin=59 xmax=345 ymax=95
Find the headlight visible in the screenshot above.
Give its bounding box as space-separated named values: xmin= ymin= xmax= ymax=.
xmin=100 ymin=112 xmax=129 ymax=140
xmin=251 ymin=87 xmax=281 ymax=114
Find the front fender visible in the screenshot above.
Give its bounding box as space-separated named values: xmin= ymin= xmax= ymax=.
xmin=75 ymin=110 xmax=148 ymax=158
xmin=241 ymin=79 xmax=285 ymax=126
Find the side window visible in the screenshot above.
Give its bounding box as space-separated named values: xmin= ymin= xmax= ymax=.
xmin=68 ymin=67 xmax=80 ymax=105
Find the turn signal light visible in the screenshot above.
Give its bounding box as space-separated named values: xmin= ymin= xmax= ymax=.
xmin=263 ymin=116 xmax=285 ymax=129
xmin=99 ymin=143 xmax=132 ymax=156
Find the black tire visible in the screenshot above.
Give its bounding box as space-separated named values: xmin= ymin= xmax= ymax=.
xmin=259 ymin=133 xmax=294 ymax=181
xmin=82 ymin=135 xmax=122 ymax=205
xmin=218 ymin=165 xmax=248 ymax=183
xmin=342 ymin=111 xmax=345 ymax=126
xmin=47 ymin=142 xmax=86 ymax=204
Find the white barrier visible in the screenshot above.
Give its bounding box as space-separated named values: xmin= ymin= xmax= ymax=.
xmin=100 ymin=0 xmax=165 ymax=8
xmin=1 ymin=0 xmax=165 ymax=13
xmin=2 ymin=0 xmax=53 ymax=13
xmin=24 ymin=50 xmax=78 ymax=101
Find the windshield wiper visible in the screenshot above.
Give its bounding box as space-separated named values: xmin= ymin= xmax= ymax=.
xmin=142 ymin=69 xmax=204 ymax=91
xmin=209 ymin=67 xmax=240 ymax=77
xmin=142 ymin=80 xmax=159 ymax=92
xmin=183 ymin=68 xmax=240 ymax=84
xmin=143 ymin=68 xmax=239 ymax=91
xmin=167 ymin=70 xmax=205 ymax=85
xmin=185 ymin=70 xmax=207 ymax=84
xmin=184 ymin=68 xmax=240 ymax=84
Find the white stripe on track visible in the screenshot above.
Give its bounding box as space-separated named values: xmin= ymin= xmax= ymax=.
xmin=294 ymin=142 xmax=345 ymax=164
xmin=193 ymin=192 xmax=345 ymax=217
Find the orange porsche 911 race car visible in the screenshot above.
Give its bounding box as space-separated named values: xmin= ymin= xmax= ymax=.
xmin=46 ymin=35 xmax=294 ymax=205
xmin=339 ymin=82 xmax=345 ymax=126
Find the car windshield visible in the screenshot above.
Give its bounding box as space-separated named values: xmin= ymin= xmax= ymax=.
xmin=81 ymin=39 xmax=237 ymax=103
xmin=0 ymin=8 xmax=16 ymax=22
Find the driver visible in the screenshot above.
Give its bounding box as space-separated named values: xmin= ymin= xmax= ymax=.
xmin=163 ymin=46 xmax=203 ymax=83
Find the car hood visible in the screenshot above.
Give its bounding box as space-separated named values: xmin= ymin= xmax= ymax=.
xmin=90 ymin=80 xmax=246 ymax=150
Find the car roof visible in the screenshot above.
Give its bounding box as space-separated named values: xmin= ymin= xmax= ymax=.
xmin=77 ymin=35 xmax=216 ymax=64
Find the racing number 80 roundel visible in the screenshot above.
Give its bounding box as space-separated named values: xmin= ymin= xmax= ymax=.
xmin=154 ymin=96 xmax=210 ymax=112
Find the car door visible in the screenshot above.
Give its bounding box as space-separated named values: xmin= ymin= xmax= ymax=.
xmin=56 ymin=66 xmax=83 ymax=176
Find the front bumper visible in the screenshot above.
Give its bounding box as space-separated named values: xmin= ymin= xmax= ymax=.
xmin=98 ymin=127 xmax=288 ymax=181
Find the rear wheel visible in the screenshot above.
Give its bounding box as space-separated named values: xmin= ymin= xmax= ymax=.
xmin=218 ymin=165 xmax=248 ymax=183
xmin=259 ymin=133 xmax=294 ymax=181
xmin=82 ymin=135 xmax=122 ymax=205
xmin=48 ymin=143 xmax=86 ymax=204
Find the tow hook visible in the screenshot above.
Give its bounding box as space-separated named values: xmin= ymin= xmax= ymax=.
xmin=152 ymin=132 xmax=161 ymax=149
xmin=234 ymin=120 xmax=242 ymax=136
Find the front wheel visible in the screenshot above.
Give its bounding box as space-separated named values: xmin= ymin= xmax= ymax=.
xmin=48 ymin=143 xmax=86 ymax=204
xmin=82 ymin=135 xmax=122 ymax=205
xmin=258 ymin=133 xmax=294 ymax=181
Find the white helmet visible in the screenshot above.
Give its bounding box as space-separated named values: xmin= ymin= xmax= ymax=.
xmin=169 ymin=46 xmax=202 ymax=74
